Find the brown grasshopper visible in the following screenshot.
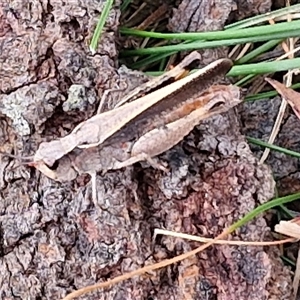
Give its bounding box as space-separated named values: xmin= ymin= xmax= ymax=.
xmin=33 ymin=52 xmax=233 ymax=167
xmin=6 ymin=51 xmax=242 ymax=182
xmin=38 ymin=83 xmax=241 ymax=182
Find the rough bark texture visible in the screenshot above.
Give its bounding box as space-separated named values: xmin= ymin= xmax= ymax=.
xmin=0 ymin=0 xmax=293 ymax=299
xmin=240 ymin=97 xmax=300 ymax=198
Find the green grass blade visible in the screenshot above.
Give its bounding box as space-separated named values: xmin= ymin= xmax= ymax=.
xmin=235 ymin=39 xmax=282 ymax=65
xmin=120 ymin=20 xmax=300 ymax=41
xmin=225 ymin=4 xmax=300 ymax=29
xmin=121 ymin=0 xmax=131 ymax=11
xmin=247 ymin=137 xmax=300 ymax=159
xmin=229 ymin=192 xmax=300 ymax=233
xmin=121 ymin=29 xmax=300 ymax=56
xmin=146 ymin=58 xmax=300 ymax=77
xmin=229 ymin=58 xmax=300 ymax=76
xmin=90 ymin=0 xmax=114 ymax=54
xmin=245 ymin=83 xmax=300 ymax=101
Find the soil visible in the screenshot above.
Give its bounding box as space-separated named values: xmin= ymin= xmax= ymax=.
xmin=0 ymin=0 xmax=295 ymax=299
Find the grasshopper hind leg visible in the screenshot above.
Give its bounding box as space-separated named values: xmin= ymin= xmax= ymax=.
xmin=116 ymin=152 xmax=169 ymax=172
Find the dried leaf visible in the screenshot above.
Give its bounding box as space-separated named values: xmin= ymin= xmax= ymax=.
xmin=266 ymin=78 xmax=300 ymax=120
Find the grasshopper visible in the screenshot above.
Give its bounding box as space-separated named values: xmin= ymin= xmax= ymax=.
xmin=39 ymin=83 xmax=241 ymax=183
xmin=5 ymin=52 xmax=242 ymax=183
xmin=33 ymin=52 xmax=234 ymax=167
